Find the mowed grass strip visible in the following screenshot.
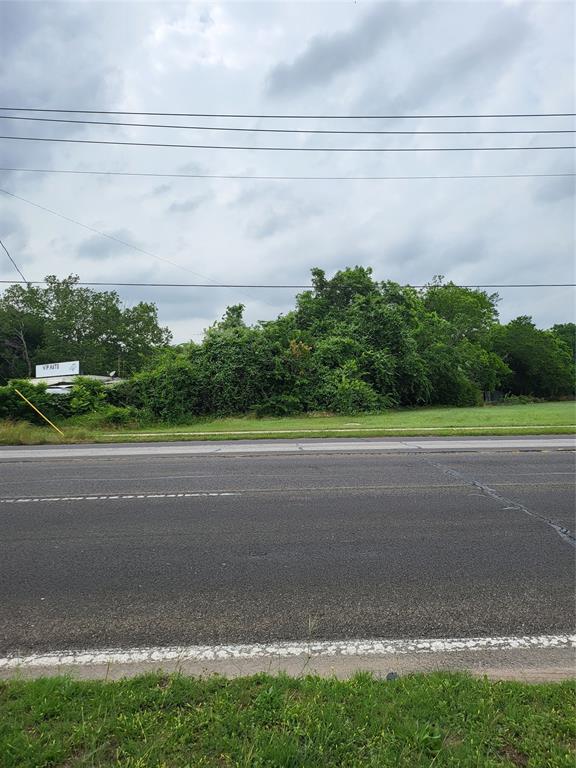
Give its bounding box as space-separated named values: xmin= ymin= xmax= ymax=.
xmin=123 ymin=402 xmax=575 ymax=435
xmin=1 ymin=672 xmax=574 ymax=767
xmin=1 ymin=402 xmax=575 ymax=445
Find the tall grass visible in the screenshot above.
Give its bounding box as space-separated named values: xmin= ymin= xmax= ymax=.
xmin=0 ymin=420 xmax=92 ymax=445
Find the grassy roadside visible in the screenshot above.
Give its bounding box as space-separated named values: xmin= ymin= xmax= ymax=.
xmin=0 ymin=402 xmax=574 ymax=445
xmin=1 ymin=672 xmax=574 ymax=768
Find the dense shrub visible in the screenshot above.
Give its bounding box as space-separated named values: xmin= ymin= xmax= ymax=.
xmin=127 ymin=358 xmax=204 ymax=422
xmin=0 ymin=381 xmax=61 ymax=424
xmin=324 ymin=374 xmax=382 ymax=414
xmin=0 ymin=268 xmax=572 ymax=423
xmin=69 ymin=377 xmax=106 ymax=415
xmin=254 ymin=394 xmax=302 ymax=417
xmin=498 ymin=394 xmax=545 ymax=406
xmin=73 ymin=405 xmax=139 ymax=428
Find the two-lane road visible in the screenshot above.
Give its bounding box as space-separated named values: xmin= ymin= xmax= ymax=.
xmin=0 ymin=437 xmax=574 ymax=678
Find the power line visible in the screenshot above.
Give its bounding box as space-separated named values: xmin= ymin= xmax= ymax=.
xmin=2 ymin=135 xmax=575 ymax=152
xmin=0 ymin=280 xmax=574 ymax=289
xmin=1 ymin=114 xmax=574 ymax=136
xmin=0 ymin=187 xmax=274 ymax=308
xmin=1 ymin=107 xmax=575 ymax=119
xmin=0 ymin=187 xmax=217 ymax=283
xmin=0 ymin=238 xmax=28 ymax=283
xmin=1 ymin=167 xmax=574 ymax=181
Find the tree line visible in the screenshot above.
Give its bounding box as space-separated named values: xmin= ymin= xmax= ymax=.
xmin=1 ymin=268 xmax=574 ymax=424
xmin=0 ymin=275 xmax=172 ymax=381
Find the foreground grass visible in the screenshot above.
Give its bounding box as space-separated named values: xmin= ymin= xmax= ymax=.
xmin=0 ymin=673 xmax=574 ymax=768
xmin=1 ymin=401 xmax=574 ymax=445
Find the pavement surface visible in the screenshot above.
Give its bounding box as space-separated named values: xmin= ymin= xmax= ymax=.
xmin=0 ymin=436 xmax=574 ymax=679
xmin=0 ymin=434 xmax=574 ymax=459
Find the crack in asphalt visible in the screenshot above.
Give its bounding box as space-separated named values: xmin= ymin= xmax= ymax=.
xmin=405 ymin=443 xmax=575 ymax=548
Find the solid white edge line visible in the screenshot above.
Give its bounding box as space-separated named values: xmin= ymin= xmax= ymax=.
xmin=1 ymin=634 xmax=574 ymax=669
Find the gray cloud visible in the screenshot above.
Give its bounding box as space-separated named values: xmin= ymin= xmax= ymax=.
xmin=434 ymin=237 xmax=489 ymax=271
xmin=354 ymin=6 xmax=531 ymax=120
xmin=167 ymin=196 xmax=208 ymax=214
xmin=77 ymin=230 xmax=138 ymax=260
xmin=0 ymin=209 xmax=31 ymax=275
xmin=0 ymin=3 xmax=124 ymax=181
xmin=248 ymin=202 xmax=321 ymax=239
xmin=150 ymin=184 xmax=172 ymax=197
xmin=233 ymin=184 xmax=322 ymax=239
xmin=176 ymin=161 xmax=207 ymax=175
xmin=0 ymin=208 xmax=25 ymax=242
xmin=534 ymin=176 xmax=576 ymax=205
xmin=111 ymin=283 xmax=246 ymax=323
xmin=265 ymin=3 xmax=424 ymax=97
xmin=391 ymin=10 xmax=530 ymax=113
xmin=383 ymin=235 xmax=427 ymax=267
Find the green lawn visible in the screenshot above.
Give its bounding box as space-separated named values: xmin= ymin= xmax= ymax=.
xmin=1 ymin=401 xmax=574 ymax=444
xmin=1 ymin=672 xmax=574 ymax=768
xmin=105 ymin=401 xmax=575 ymax=438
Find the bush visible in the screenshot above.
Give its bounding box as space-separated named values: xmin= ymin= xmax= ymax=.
xmin=103 ymin=405 xmax=138 ymax=425
xmin=0 ymin=380 xmax=61 ymax=424
xmin=498 ymin=394 xmax=544 ymax=406
xmin=254 ymin=394 xmax=302 ymax=417
xmin=329 ymin=377 xmax=381 ymax=414
xmin=69 ymin=377 xmax=106 ymax=415
xmin=48 ymin=392 xmax=72 ymax=418
xmin=127 ymin=359 xmax=203 ymax=422
xmin=105 ymin=380 xmax=133 ymax=407
xmin=73 ymin=405 xmax=139 ymax=428
xmin=455 ymin=377 xmax=483 ymax=407
xmin=427 ymin=364 xmax=483 ymax=408
xmin=438 ymin=376 xmax=483 ymax=407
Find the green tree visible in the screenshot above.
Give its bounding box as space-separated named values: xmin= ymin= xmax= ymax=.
xmin=0 ymin=305 xmax=44 ymax=381
xmin=492 ymin=317 xmax=575 ymax=397
xmin=0 ymin=275 xmax=171 ymax=381
xmin=551 ymin=323 xmax=576 ymax=363
xmin=423 ymin=277 xmax=499 ymax=343
xmin=11 ymin=266 xmax=568 ymax=424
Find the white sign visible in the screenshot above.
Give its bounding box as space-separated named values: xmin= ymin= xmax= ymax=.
xmin=35 ymin=361 xmax=80 ymax=378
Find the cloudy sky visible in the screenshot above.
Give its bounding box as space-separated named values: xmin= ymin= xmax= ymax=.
xmin=0 ymin=0 xmax=574 ymax=343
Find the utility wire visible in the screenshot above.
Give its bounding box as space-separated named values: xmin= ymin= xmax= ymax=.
xmin=0 ymin=280 xmax=574 ymax=289
xmin=1 ymin=114 xmax=574 ymax=136
xmin=1 ymin=167 xmax=574 ymax=181
xmin=1 ymin=135 xmax=575 ymax=152
xmin=1 ymin=107 xmax=575 ymax=119
xmin=0 ymin=188 xmax=217 ymax=284
xmin=0 ymin=188 xmax=274 ymax=308
xmin=0 ymin=238 xmax=28 ymax=283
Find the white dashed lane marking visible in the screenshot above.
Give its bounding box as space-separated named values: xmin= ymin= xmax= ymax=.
xmin=1 ymin=634 xmax=574 ymax=669
xmin=0 ymin=492 xmax=240 ymax=504
xmin=0 ymin=479 xmax=574 ymax=506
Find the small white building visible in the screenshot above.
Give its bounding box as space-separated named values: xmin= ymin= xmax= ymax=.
xmin=27 ymin=361 xmax=124 ymax=394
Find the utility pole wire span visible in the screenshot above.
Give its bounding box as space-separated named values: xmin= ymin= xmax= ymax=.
xmin=1 ymin=135 xmax=575 ymax=152
xmin=0 ymin=114 xmax=574 ymax=136
xmin=1 ymin=106 xmax=575 ymax=119
xmin=0 ymin=237 xmax=27 ymax=283
xmin=1 ymin=167 xmax=574 ymax=182
xmin=0 ymin=280 xmax=574 ymax=290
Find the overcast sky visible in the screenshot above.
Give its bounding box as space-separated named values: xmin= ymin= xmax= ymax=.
xmin=0 ymin=0 xmax=574 ymax=343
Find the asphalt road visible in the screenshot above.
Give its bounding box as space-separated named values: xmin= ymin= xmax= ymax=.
xmin=0 ymin=439 xmax=574 ymax=655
